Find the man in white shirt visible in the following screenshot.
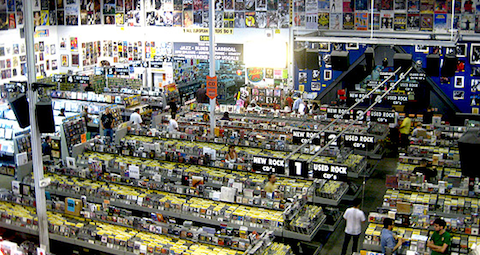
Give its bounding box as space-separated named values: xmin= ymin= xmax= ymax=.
xmin=341 ymin=198 xmax=366 ymax=255
xmin=129 ymin=109 xmax=143 ymax=129
xmin=168 ymin=115 xmax=179 ymax=133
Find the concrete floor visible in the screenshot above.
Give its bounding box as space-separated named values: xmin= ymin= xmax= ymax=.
xmin=318 ymin=157 xmax=398 ymax=255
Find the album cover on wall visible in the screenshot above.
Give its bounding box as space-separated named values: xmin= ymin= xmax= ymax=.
xmin=318 ymin=12 xmax=329 ymax=28
xmin=381 ymin=11 xmax=394 ymax=30
xmin=434 ymin=13 xmax=447 ymax=32
xmin=266 ymin=10 xmax=278 ymax=28
xmin=395 ymin=0 xmax=406 ymax=10
xmin=460 ymin=13 xmax=475 ymax=31
xmin=330 ymin=12 xmax=342 ymax=29
xmin=394 ymin=13 xmax=406 ymax=30
xmin=420 ymin=13 xmax=433 ymax=31
xmin=355 ymin=12 xmax=368 ymax=30
xmin=382 ymin=0 xmax=393 ymax=10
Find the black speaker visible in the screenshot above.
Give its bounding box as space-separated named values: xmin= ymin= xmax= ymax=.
xmin=294 ymin=48 xmax=306 ymax=69
xmin=441 ymin=54 xmax=457 ymax=77
xmin=306 ymin=50 xmax=320 ymax=70
xmin=365 ymin=47 xmax=374 ymax=71
xmin=426 ymin=54 xmax=440 ymax=77
xmin=394 ymin=53 xmax=412 ymax=73
xmin=36 ymin=101 xmax=55 ymax=133
xmin=458 ymin=128 xmax=480 ymax=178
xmin=331 ymin=51 xmax=349 ymax=71
xmin=8 ymin=94 xmax=30 ymax=128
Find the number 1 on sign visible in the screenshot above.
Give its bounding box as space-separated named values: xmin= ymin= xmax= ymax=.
xmin=295 ymin=162 xmax=302 ymax=175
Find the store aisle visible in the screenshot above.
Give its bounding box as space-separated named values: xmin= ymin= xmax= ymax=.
xmin=319 ymin=157 xmax=398 ymax=255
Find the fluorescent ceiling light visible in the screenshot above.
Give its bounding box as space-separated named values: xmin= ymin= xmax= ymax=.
xmin=244 ymin=41 xmax=287 ymax=68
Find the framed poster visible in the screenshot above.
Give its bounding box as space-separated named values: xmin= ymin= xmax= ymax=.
xmin=324 ymin=69 xmax=332 ymax=80
xmin=453 ymin=90 xmax=464 ymax=100
xmin=470 ymin=44 xmax=480 ymax=64
xmin=454 ymin=76 xmax=464 ymax=88
xmin=70 ymin=37 xmax=78 ymax=52
xmin=415 ymin=44 xmax=429 ymax=53
xmin=61 ymin=54 xmax=69 ymax=67
xmin=456 ymin=43 xmax=467 ymax=57
xmin=71 ymin=53 xmax=79 ymax=67
xmin=346 ymin=42 xmax=359 ymax=50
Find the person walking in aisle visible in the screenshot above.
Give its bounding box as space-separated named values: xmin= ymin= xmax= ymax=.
xmin=427 ymin=218 xmax=451 ymax=255
xmin=168 ymin=97 xmax=178 ymax=119
xmin=168 ymin=115 xmax=179 ymax=133
xmin=381 ymin=218 xmax=404 ymax=255
xmin=341 ymin=198 xmax=366 ymax=255
xmin=129 ymin=109 xmax=143 ymax=129
xmin=101 ymin=107 xmax=115 ymax=142
xmin=399 ymin=114 xmax=412 ymax=150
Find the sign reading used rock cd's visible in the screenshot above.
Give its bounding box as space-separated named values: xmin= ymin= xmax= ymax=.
xmin=312 ymin=162 xmax=348 ymax=181
xmin=369 ymin=110 xmax=396 ymax=124
xmin=292 ymin=130 xmax=321 ymax=145
xmin=386 ymin=94 xmax=408 ymax=105
xmin=343 ymin=134 xmax=375 ymax=149
xmin=173 ymin=42 xmax=243 ymax=61
xmin=252 ymin=156 xmax=285 ymax=174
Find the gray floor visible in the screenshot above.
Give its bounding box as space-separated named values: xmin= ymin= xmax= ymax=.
xmin=318 ymin=157 xmax=398 ymax=255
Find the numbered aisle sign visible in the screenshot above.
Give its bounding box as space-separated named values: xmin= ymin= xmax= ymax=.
xmin=288 ymin=160 xmax=309 ymax=178
xmin=252 ymin=156 xmax=285 ymax=174
xmin=206 ymin=75 xmax=217 ymax=99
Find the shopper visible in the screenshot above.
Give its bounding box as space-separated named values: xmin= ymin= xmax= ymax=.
xmin=129 ymin=109 xmax=143 ymax=129
xmin=221 ymin=112 xmax=230 ymax=121
xmin=381 ymin=218 xmax=404 ymax=255
xmin=168 ymin=98 xmax=178 ymax=119
xmin=59 ymin=108 xmax=66 ymax=116
xmin=285 ymin=93 xmax=294 ymax=109
xmin=412 ymin=122 xmax=427 ymax=138
xmin=264 ymin=174 xmax=278 ymax=193
xmin=81 ymin=106 xmax=90 ymax=124
xmin=424 ymin=106 xmax=434 ymax=124
xmin=42 ymin=136 xmax=52 ymax=157
xmin=85 ymin=84 xmax=95 ymax=92
xmin=225 ymin=145 xmax=238 ymax=163
xmin=196 ymin=84 xmax=208 ymax=103
xmin=399 ymin=114 xmax=412 ymax=150
xmin=101 ymin=107 xmax=115 ymax=141
xmin=413 ymin=159 xmax=437 ymax=182
xmin=292 ymin=97 xmax=303 ymax=112
xmin=341 ymin=198 xmax=366 ymax=255
xmin=311 ymin=102 xmax=321 ymax=114
xmin=168 ymin=115 xmax=179 ymax=133
xmin=427 ymin=218 xmax=451 ymax=255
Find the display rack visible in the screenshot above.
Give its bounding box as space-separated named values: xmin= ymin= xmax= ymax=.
xmin=60 ymin=117 xmax=87 ymax=159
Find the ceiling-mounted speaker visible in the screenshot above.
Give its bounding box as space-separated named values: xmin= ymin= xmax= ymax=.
xmin=8 ymin=94 xmax=30 ymax=129
xmin=365 ymin=47 xmax=374 ymax=71
xmin=36 ymin=101 xmax=55 ymax=133
xmin=331 ymin=51 xmax=349 ymax=71
xmin=426 ymin=54 xmax=440 ymax=77
xmin=306 ymin=50 xmax=320 ymax=70
xmin=294 ymin=48 xmax=306 ymax=69
xmin=441 ymin=54 xmax=457 ymax=77
xmin=393 ymin=53 xmax=412 ymax=73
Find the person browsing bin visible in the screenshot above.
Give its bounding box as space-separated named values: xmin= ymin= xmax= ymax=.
xmin=42 ymin=136 xmax=52 ymax=157
xmin=427 ymin=218 xmax=451 ymax=255
xmin=381 ymin=218 xmax=404 ymax=255
xmin=225 ymin=145 xmax=238 ymax=162
xmin=168 ymin=115 xmax=179 ymax=133
xmin=264 ymin=174 xmax=278 ymax=193
xmin=101 ymin=107 xmax=115 ymax=142
xmin=129 ymin=109 xmax=143 ymax=129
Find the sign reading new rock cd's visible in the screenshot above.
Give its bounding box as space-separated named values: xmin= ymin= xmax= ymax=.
xmin=292 ymin=130 xmax=321 ymax=145
xmin=252 ymin=156 xmax=285 ymax=174
xmin=312 ymin=162 xmax=348 ymax=181
xmin=326 ymin=107 xmax=350 ymax=119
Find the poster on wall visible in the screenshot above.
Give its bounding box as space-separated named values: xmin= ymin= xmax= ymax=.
xmin=61 ymin=54 xmax=69 ymax=67
xmin=70 ymin=37 xmax=78 ymax=51
xmin=470 ymin=44 xmax=480 ymax=64
xmin=471 ymin=79 xmax=480 ymax=92
xmin=329 ymin=12 xmax=342 ymax=29
xmin=453 ymin=90 xmax=464 ymax=100
xmin=247 ymin=67 xmax=264 ymax=82
xmin=454 ymin=76 xmax=464 ymax=88
xmin=71 ymin=53 xmax=79 ymax=67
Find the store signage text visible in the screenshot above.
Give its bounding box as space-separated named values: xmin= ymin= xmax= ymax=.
xmin=344 ymin=134 xmax=375 ymax=149
xmin=324 ymin=131 xmax=341 ymax=146
xmin=183 ymin=28 xmax=234 ymax=34
xmin=326 ymin=107 xmax=350 ymax=119
xmin=386 ymin=94 xmax=408 ymax=105
xmin=150 ymin=61 xmax=163 ymax=68
xmin=370 ymin=110 xmax=395 ymax=123
xmin=173 ymin=42 xmax=243 ymax=61
xmin=252 ymin=156 xmax=285 ymax=174
xmin=289 ymin=160 xmax=309 ymax=178
xmin=292 ymin=130 xmax=321 ymax=145
xmin=408 ymin=73 xmax=426 ymax=81
xmin=312 ymin=163 xmax=348 ymax=181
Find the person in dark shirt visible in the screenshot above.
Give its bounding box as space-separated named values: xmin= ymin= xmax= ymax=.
xmin=85 ymin=84 xmax=95 ymax=92
xmin=221 ymin=112 xmax=230 ymax=121
xmin=42 ymin=136 xmax=52 ymax=157
xmin=101 ymin=107 xmax=115 ymax=141
xmin=423 ymin=106 xmax=433 ymax=124
xmin=59 ymin=108 xmax=66 ymax=116
xmin=196 ymin=84 xmax=208 ymax=103
xmin=413 ymin=159 xmax=437 ymax=181
xmin=168 ymin=98 xmax=178 ymax=119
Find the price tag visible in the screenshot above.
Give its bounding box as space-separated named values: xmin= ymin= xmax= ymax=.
xmin=288 ymin=160 xmax=309 ymax=178
xmin=252 ymin=156 xmax=285 ymax=174
xmin=312 ymin=162 xmax=348 ymax=181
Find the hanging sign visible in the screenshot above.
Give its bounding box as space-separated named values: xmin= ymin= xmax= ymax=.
xmin=252 ymin=156 xmax=285 ymax=174
xmin=370 ymin=110 xmax=396 ymax=123
xmin=53 ymin=74 xmax=65 ymax=83
xmin=312 ymin=162 xmax=348 ymax=181
xmin=292 ymin=130 xmax=321 ymax=145
xmin=326 ymin=107 xmax=350 ymax=119
xmin=324 ymin=131 xmax=342 ymax=146
xmin=74 ymin=75 xmax=90 ymax=84
xmin=150 ymin=61 xmax=163 ymax=68
xmin=206 ymin=75 xmax=217 ymax=99
xmin=386 ymin=94 xmax=408 ymax=105
xmin=288 ymin=160 xmax=309 ymax=178
xmin=343 ymin=133 xmax=375 ymax=149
